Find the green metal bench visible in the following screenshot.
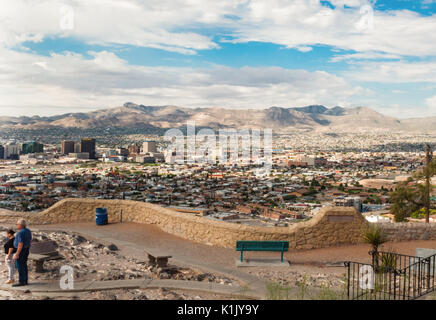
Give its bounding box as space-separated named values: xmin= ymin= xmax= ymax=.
xmin=236 ymin=240 xmax=289 ymax=262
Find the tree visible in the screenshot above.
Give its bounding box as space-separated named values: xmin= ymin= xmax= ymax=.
xmin=21 ymin=201 xmax=29 ymax=211
xmin=310 ymin=179 xmax=320 ymax=187
xmin=422 ymin=144 xmax=436 ymax=222
xmin=389 ymin=145 xmax=435 ymax=222
xmin=390 ymin=182 xmax=424 ymax=221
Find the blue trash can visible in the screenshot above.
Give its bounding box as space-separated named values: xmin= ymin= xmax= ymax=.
xmin=95 ymin=207 xmax=108 ymax=225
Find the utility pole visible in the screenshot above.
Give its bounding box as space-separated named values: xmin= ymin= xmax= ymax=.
xmin=425 ymin=144 xmax=431 ymax=223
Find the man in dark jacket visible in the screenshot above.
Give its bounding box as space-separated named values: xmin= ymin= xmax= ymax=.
xmin=12 ymin=219 xmax=32 ymax=287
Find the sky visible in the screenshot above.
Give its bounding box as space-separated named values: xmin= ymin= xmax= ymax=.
xmin=1 ymin=0 xmax=436 ymax=118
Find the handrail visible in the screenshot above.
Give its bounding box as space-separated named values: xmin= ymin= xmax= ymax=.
xmin=345 ymin=253 xmax=436 ymax=300
xmin=399 ymin=254 xmax=435 ymax=272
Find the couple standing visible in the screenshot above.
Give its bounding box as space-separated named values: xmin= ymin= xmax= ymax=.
xmin=4 ymin=219 xmax=32 ymax=286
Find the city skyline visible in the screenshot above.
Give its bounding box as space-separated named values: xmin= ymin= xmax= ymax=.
xmin=1 ymin=1 xmax=436 ymax=118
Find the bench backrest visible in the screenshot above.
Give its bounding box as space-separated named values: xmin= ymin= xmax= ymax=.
xmin=236 ymin=241 xmax=289 ymax=252
xmin=30 ymin=240 xmax=58 ymax=255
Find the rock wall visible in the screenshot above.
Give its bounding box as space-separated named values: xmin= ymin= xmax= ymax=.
xmin=3 ymin=199 xmax=435 ymax=249
xmin=2 ymin=198 xmax=369 ymax=249
xmin=379 ymin=222 xmax=436 ymax=241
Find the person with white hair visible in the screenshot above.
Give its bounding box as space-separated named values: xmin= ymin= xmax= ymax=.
xmin=12 ymin=219 xmax=32 ymax=287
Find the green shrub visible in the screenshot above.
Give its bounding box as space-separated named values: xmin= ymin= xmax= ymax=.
xmin=362 ymin=224 xmax=388 ymax=254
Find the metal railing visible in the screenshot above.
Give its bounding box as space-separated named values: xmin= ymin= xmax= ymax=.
xmin=345 ymin=252 xmax=435 ymax=300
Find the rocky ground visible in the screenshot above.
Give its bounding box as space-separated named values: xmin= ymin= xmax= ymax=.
xmin=247 ymin=268 xmax=346 ymax=289
xmin=75 ymin=288 xmax=237 ymax=300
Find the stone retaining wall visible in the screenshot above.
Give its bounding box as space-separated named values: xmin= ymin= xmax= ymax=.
xmin=1 ymin=199 xmax=435 ymax=249
xmin=0 ymin=198 xmax=368 ymax=249
xmin=379 ymin=222 xmax=436 ymax=241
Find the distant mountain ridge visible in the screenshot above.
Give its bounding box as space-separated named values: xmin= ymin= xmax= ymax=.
xmin=0 ymin=103 xmax=435 ymax=133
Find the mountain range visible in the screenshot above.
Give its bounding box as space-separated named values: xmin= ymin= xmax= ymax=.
xmin=0 ymin=103 xmax=435 ymax=133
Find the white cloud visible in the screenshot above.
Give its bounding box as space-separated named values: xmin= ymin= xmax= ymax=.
xmin=0 ymin=0 xmax=224 ymax=54
xmin=1 ymin=0 xmax=436 ymax=117
xmin=330 ymin=52 xmax=402 ymax=62
xmin=296 ymin=46 xmax=313 ymax=53
xmin=345 ymin=60 xmax=436 ymax=83
xmin=0 ymin=48 xmax=361 ymax=116
xmin=1 ymin=0 xmax=436 ymax=57
xmin=229 ymin=0 xmax=436 ymax=57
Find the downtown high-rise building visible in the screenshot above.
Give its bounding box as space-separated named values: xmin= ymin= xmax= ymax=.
xmin=80 ymin=138 xmax=96 ymax=159
xmin=142 ymin=141 xmax=157 ymax=153
xmin=4 ymin=144 xmax=20 ymax=160
xmin=21 ymin=141 xmax=44 ymax=154
xmin=61 ymin=140 xmax=75 ymax=155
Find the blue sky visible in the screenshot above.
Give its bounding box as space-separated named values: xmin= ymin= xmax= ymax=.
xmin=1 ymin=0 xmax=436 ymax=118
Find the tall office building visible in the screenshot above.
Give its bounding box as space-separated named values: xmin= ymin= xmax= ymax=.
xmin=80 ymin=138 xmax=96 ymax=159
xmin=142 ymin=141 xmax=157 ymax=153
xmin=61 ymin=140 xmax=75 ymax=155
xmin=0 ymin=145 xmax=4 ymax=159
xmin=21 ymin=141 xmax=43 ymax=154
xmin=4 ymin=144 xmax=20 ymax=160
